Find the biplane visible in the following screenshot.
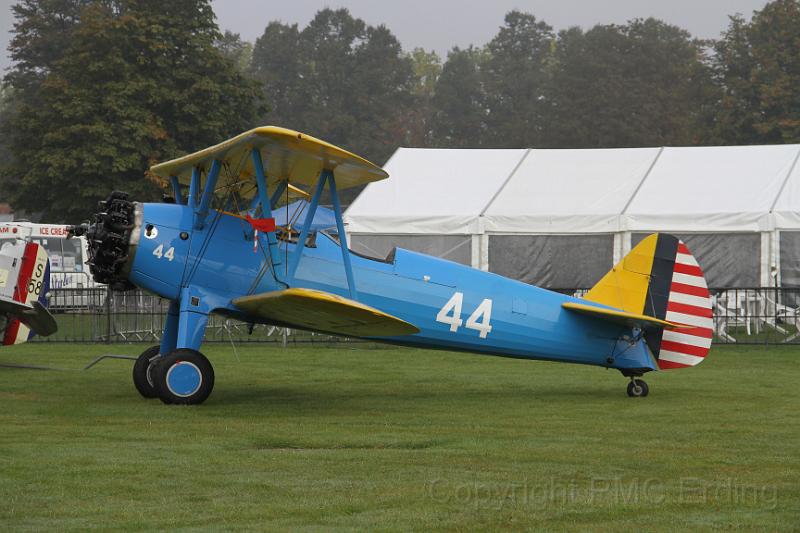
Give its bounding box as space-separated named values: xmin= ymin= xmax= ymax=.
xmin=0 ymin=238 xmax=57 ymax=344
xmin=72 ymin=127 xmax=712 ymax=404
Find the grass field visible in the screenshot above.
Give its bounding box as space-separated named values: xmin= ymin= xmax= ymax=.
xmin=1 ymin=343 xmax=798 ymax=531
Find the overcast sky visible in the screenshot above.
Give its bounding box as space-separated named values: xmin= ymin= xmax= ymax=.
xmin=1 ymin=0 xmax=770 ymax=73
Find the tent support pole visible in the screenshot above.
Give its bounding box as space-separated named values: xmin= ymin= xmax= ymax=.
xmin=471 ymin=235 xmax=481 ymax=269
xmin=479 ymin=234 xmax=489 ymax=271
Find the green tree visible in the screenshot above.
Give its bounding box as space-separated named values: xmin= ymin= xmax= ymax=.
xmin=711 ymin=0 xmax=800 ymax=144
xmin=216 ymin=30 xmax=253 ymax=73
xmin=250 ymin=9 xmax=416 ymax=166
xmin=4 ymin=0 xmax=90 ymax=93
xmin=2 ymin=0 xmax=264 ymax=222
xmin=546 ymin=18 xmax=715 ymax=148
xmin=249 ymin=21 xmax=304 ymax=128
xmin=409 ymin=48 xmax=441 ymax=99
xmin=402 ymin=48 xmax=441 ymax=146
xmin=482 ymin=11 xmax=554 ymax=147
xmin=429 ymin=47 xmax=487 ymax=147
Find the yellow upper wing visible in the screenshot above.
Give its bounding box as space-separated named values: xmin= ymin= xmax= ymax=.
xmin=149 ymin=126 xmax=388 ymax=197
xmin=232 ymin=288 xmax=419 ymax=338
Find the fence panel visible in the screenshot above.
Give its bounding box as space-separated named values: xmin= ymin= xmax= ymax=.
xmin=26 ymin=287 xmax=800 ymax=345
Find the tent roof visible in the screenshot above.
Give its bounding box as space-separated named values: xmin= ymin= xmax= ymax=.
xmin=345 ymin=148 xmax=528 ymax=234
xmin=625 ymin=145 xmax=800 ymax=232
xmin=345 ymin=144 xmax=800 ymax=235
xmin=765 ymin=148 xmax=800 ymax=230
xmin=482 ymin=147 xmax=660 ymax=233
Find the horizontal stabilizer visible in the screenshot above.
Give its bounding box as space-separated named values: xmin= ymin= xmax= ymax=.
xmin=232 ymin=288 xmax=419 ymax=338
xmin=0 ymin=298 xmax=58 ymax=338
xmin=562 ymin=302 xmax=679 ymax=330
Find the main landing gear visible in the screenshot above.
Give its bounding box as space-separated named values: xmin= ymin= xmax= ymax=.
xmin=626 ymin=377 xmax=649 ymax=398
xmin=132 ymin=345 xmax=215 ymax=405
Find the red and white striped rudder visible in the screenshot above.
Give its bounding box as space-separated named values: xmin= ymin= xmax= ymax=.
xmin=658 ymin=240 xmax=713 ymax=369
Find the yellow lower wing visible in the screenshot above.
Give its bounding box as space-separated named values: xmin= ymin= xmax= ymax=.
xmin=562 ymin=302 xmax=678 ymax=330
xmin=232 ymin=288 xmax=419 ymax=338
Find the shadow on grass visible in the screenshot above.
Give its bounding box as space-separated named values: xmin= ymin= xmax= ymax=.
xmin=210 ymin=380 xmax=633 ymax=411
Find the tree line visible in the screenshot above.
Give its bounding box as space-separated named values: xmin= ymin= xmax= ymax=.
xmin=1 ymin=0 xmax=799 ymax=220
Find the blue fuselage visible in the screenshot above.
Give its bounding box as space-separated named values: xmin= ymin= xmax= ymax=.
xmin=128 ymin=203 xmax=656 ymax=372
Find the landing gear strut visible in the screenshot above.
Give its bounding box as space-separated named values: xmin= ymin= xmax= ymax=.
xmin=626 ymin=377 xmax=649 ymax=398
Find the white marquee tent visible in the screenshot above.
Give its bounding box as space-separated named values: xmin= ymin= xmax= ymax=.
xmin=345 ymin=144 xmax=800 ymax=288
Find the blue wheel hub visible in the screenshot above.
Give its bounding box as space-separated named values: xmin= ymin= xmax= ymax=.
xmin=165 ymin=361 xmax=203 ymax=397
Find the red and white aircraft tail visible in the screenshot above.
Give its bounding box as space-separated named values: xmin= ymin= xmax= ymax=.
xmin=656 ymin=240 xmax=713 ymax=369
xmin=0 ymin=240 xmax=57 ymax=344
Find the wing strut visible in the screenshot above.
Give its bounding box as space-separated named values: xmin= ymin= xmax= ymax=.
xmin=188 ymin=167 xmax=200 ymax=208
xmin=195 ymin=159 xmax=221 ymax=229
xmin=269 ymin=180 xmax=288 ymax=209
xmin=250 ymin=148 xmax=281 ymax=268
xmin=286 ymin=169 xmax=357 ymax=299
xmin=169 ymin=176 xmax=183 ymax=204
xmin=328 ymin=171 xmax=357 ymax=299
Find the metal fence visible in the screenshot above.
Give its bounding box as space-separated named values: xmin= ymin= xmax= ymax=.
xmin=31 ymin=288 xmax=348 ymax=345
xmin=28 ymin=287 xmax=800 ymax=345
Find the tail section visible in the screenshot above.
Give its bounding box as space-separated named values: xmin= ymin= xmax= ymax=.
xmin=584 ymin=234 xmax=712 ymax=369
xmin=0 ymin=241 xmax=56 ymax=344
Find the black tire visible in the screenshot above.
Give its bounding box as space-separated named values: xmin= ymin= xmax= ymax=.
xmin=152 ymin=348 xmax=214 ymax=405
xmin=132 ymin=345 xmax=161 ymax=399
xmin=626 ymin=379 xmax=649 ymax=398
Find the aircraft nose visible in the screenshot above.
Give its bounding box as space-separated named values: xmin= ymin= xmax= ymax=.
xmin=70 ymin=191 xmax=137 ymax=290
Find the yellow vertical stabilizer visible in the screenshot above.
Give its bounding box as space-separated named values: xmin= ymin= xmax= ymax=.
xmin=583 ymin=234 xmax=658 ymax=315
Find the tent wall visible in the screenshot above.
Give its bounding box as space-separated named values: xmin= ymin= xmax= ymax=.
xmin=779 ymin=232 xmax=800 ymax=288
xmin=349 ymin=234 xmax=472 ymax=266
xmin=488 ymin=234 xmax=613 ymax=288
xmin=631 ymin=232 xmax=761 ymax=287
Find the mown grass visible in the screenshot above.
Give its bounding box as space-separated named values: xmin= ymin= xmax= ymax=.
xmin=1 ymin=343 xmax=798 ymax=531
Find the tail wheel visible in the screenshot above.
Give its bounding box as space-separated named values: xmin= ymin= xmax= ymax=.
xmin=627 ymin=379 xmax=649 ymax=398
xmin=152 ymin=348 xmax=214 ymax=405
xmin=132 ymin=345 xmax=161 ymax=399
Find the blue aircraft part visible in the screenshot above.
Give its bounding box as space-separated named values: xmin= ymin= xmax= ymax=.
xmin=250 ymin=148 xmax=281 ymax=268
xmin=251 ymin=148 xmax=271 ymax=213
xmin=170 ymin=176 xmax=183 ymax=204
xmin=610 ymin=336 xmax=658 ymax=371
xmin=269 ymin=180 xmax=288 ymax=209
xmin=165 ymin=361 xmax=203 ymax=397
xmin=160 ymin=300 xmax=180 ymax=355
xmin=176 ymin=287 xmax=210 ymax=351
xmin=195 ymin=159 xmax=221 ymax=229
xmin=188 ymin=167 xmax=200 ymax=208
xmin=327 ymin=173 xmax=357 ymax=299
xmin=287 ymin=171 xmax=326 ymax=284
xmin=129 ymin=190 xmax=657 ymax=373
xmin=176 ymin=309 xmax=207 ymax=351
xmin=285 ymin=233 xmax=639 ymax=369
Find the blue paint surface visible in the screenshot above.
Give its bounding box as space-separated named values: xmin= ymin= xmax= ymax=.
xmin=166 ymin=362 xmax=202 ymax=396
xmin=128 ymin=197 xmax=657 ymax=373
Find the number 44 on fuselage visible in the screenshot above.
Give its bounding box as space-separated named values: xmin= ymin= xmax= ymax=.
xmin=71 ymin=127 xmax=713 ymax=405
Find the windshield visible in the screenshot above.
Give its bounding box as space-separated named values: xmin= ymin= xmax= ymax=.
xmin=30 ymin=238 xmax=84 ymax=272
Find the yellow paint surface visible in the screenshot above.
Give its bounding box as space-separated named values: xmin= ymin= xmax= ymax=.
xmin=149 ymin=127 xmax=387 ymax=198
xmin=583 ymin=234 xmax=658 ymax=315
xmin=233 ymin=288 xmax=419 ymax=338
